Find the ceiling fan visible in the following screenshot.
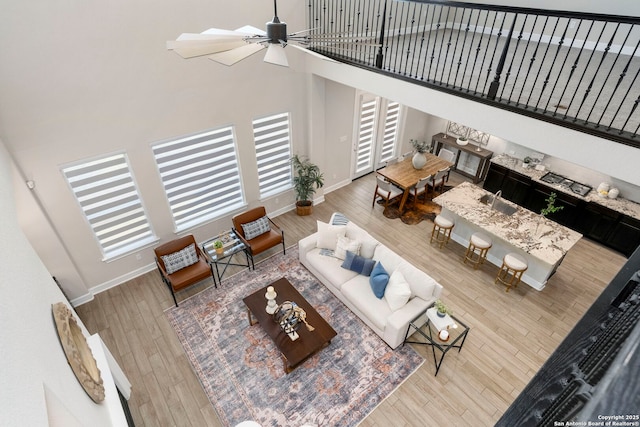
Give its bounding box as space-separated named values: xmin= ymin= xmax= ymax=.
xmin=167 ymin=0 xmax=336 ymax=67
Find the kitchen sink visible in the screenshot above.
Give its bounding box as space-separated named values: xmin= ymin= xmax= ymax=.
xmin=479 ymin=194 xmax=518 ymax=216
xmin=540 ymin=172 xmax=592 ymax=196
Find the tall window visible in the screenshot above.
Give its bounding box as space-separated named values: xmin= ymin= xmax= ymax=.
xmin=152 ymin=126 xmax=244 ymax=231
xmin=354 ymin=93 xmax=402 ymax=178
xmin=253 ymin=112 xmax=293 ymax=198
xmin=61 ymin=153 xmax=156 ymax=260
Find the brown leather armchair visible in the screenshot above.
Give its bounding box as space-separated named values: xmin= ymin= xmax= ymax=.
xmin=232 ymin=206 xmax=285 ymax=268
xmin=154 ymin=235 xmax=214 ymax=306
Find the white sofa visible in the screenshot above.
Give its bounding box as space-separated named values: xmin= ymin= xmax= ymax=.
xmin=298 ymin=213 xmax=443 ymax=349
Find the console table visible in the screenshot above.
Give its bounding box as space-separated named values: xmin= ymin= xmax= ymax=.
xmin=432 ymin=132 xmax=493 ymax=183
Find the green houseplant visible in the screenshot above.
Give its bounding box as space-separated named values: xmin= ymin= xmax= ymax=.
xmin=291 ymin=154 xmax=324 ymax=216
xmin=213 ymin=240 xmax=224 ymax=255
xmin=434 ymin=299 xmax=452 ymax=317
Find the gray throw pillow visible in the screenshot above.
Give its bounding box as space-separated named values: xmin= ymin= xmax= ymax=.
xmin=161 ymin=243 xmax=199 ymax=274
xmin=242 ymin=216 xmax=271 ymax=240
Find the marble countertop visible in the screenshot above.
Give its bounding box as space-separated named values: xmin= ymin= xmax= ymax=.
xmin=492 ymin=154 xmax=640 ymax=221
xmin=434 ymin=182 xmax=583 ymax=266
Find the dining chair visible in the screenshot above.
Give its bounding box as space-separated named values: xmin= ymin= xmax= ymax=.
xmin=437 ymin=148 xmax=455 ymax=181
xmin=372 ymin=175 xmax=403 ymax=208
xmin=431 ymin=167 xmax=450 ymax=194
xmin=412 ymin=174 xmax=432 ymax=207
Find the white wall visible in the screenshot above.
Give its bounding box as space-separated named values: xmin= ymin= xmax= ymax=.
xmin=0 ymin=141 xmax=116 ymax=426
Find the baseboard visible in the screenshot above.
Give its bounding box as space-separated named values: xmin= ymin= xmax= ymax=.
xmin=72 ymin=262 xmax=157 ymax=307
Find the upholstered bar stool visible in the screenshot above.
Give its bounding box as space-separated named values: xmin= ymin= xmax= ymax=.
xmin=463 ymin=232 xmax=492 ymax=269
xmin=430 ymin=214 xmax=454 ymax=249
xmin=495 ymin=253 xmax=528 ymax=292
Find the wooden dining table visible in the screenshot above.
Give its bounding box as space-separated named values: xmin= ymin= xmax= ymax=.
xmin=377 ymin=153 xmax=454 ymax=213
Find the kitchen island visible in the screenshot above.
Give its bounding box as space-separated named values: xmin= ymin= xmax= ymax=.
xmin=433 ymin=182 xmax=583 ymax=290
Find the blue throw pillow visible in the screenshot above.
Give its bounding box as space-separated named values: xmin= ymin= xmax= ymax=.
xmin=341 ymin=251 xmax=376 ymax=276
xmin=369 ymin=262 xmax=390 ymax=299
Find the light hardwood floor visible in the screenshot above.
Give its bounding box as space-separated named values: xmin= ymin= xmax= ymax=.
xmin=76 ymin=172 xmax=627 ymax=427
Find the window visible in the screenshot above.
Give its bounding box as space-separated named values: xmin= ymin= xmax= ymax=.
xmin=353 ymin=93 xmax=403 ymax=178
xmin=252 ymin=112 xmax=293 ymax=198
xmin=152 ymin=126 xmax=244 ymax=231
xmin=61 ymin=153 xmax=156 ymax=260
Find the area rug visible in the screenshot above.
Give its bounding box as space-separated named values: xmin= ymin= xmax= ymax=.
xmin=166 ymin=246 xmax=424 ymax=427
xmin=379 ymin=184 xmax=453 ymax=225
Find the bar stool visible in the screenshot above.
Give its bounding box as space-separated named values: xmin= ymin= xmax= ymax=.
xmin=495 ymin=253 xmax=528 ymax=292
xmin=430 ymin=215 xmax=454 ymax=248
xmin=463 ymin=232 xmax=492 ymax=269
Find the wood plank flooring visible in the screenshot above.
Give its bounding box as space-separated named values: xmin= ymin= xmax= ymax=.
xmin=76 ymin=172 xmax=627 ymax=427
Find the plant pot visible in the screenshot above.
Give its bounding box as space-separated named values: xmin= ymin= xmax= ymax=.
xmin=456 ymin=138 xmax=469 ymax=146
xmin=215 ymin=247 xmax=224 ymax=255
xmin=437 ymin=310 xmax=446 ymax=318
xmin=296 ymin=201 xmax=313 ymax=216
xmin=412 ymin=152 xmax=427 ymax=169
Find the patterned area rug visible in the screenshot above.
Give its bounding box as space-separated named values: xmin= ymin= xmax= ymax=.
xmin=379 ymin=185 xmax=453 ymax=225
xmin=166 ymin=246 xmax=423 ymax=427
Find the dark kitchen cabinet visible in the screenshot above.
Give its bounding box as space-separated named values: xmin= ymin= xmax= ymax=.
xmin=483 ymin=163 xmax=507 ymax=193
xmin=502 ymin=171 xmax=532 ymax=206
xmin=527 ymin=184 xmax=581 ymax=228
xmin=607 ymin=216 xmax=640 ymax=257
xmin=573 ymin=202 xmax=620 ymax=244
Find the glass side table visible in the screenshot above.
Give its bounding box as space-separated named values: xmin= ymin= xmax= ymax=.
xmin=403 ymin=307 xmax=470 ymax=376
xmin=201 ymin=229 xmax=252 ymax=286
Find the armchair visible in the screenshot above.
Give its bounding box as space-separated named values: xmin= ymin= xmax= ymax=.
xmin=154 ymin=235 xmax=215 ymax=306
xmin=232 ymin=206 xmax=285 ymax=268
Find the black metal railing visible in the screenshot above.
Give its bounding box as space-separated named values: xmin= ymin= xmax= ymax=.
xmin=307 ymin=0 xmax=640 ymax=148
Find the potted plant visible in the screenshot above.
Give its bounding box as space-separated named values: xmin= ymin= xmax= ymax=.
xmin=540 ymin=192 xmax=563 ymax=217
xmin=456 ymin=136 xmax=469 ymax=146
xmin=523 ymin=156 xmax=533 ymax=168
xmin=434 ymin=299 xmax=452 ymax=318
xmin=213 ymin=240 xmax=224 ymax=255
xmin=291 ymin=154 xmax=324 ymax=216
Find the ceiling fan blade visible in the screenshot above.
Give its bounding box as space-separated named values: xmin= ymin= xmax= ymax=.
xmin=288 ymin=44 xmax=339 ymax=63
xmin=263 ymin=43 xmax=289 ymax=67
xmin=167 ymin=30 xmax=249 ymax=58
xmin=208 ymin=43 xmax=265 ymax=66
xmin=234 ymin=25 xmax=267 ymax=36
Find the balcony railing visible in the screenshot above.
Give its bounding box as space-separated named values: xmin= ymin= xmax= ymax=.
xmin=307 ymin=0 xmax=640 ymax=148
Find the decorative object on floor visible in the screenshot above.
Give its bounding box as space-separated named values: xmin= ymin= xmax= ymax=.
xmin=377 ymin=184 xmax=453 ymax=225
xmin=291 ymin=154 xmax=324 ymax=216
xmin=265 ymin=286 xmax=277 ymax=314
xmin=166 ymin=246 xmax=423 ymax=427
xmin=434 ymin=299 xmax=452 ymax=318
xmin=52 ymin=302 xmax=105 ymax=403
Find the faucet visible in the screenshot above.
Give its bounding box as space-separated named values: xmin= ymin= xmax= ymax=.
xmin=491 ymin=190 xmax=502 ymax=210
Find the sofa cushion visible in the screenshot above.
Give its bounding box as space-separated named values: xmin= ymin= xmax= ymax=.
xmin=241 ymin=215 xmax=271 ymax=240
xmin=161 ymin=243 xmax=199 ymax=274
xmin=341 ymin=251 xmax=376 ymax=276
xmin=384 ymin=269 xmax=412 ymax=311
xmin=345 ymin=222 xmax=379 ymax=258
xmin=373 ymin=244 xmax=404 ymax=273
xmin=341 ymin=275 xmax=391 ymax=331
xmin=369 ymin=262 xmax=390 ymax=298
xmin=316 ymin=220 xmax=347 ymax=251
xmin=397 ymin=261 xmax=438 ymax=300
xmin=334 ymin=236 xmax=361 ymax=260
xmin=305 ymin=248 xmax=358 ymax=290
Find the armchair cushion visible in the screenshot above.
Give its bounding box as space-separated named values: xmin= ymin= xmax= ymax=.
xmin=241 ymin=216 xmax=271 ymax=240
xmin=161 ymin=243 xmax=199 ymax=274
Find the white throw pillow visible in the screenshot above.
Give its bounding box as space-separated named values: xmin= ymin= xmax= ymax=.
xmin=384 ymin=269 xmax=412 ymax=311
xmin=334 ymin=236 xmax=361 ymax=260
xmin=316 ymin=220 xmax=347 ymax=251
xmin=346 ymin=222 xmax=379 ymax=258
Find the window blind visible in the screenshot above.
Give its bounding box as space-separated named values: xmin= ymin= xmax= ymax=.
xmin=61 ymin=153 xmax=156 ymax=260
xmin=152 ymin=126 xmax=244 ymax=231
xmin=253 ymin=112 xmax=293 ymax=198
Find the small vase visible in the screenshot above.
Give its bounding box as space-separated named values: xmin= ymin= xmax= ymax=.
xmin=437 ymin=311 xmax=446 ymax=318
xmin=412 ymin=152 xmax=427 ymax=169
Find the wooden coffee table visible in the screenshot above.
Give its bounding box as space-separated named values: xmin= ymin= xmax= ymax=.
xmin=242 ymin=277 xmax=337 ymax=374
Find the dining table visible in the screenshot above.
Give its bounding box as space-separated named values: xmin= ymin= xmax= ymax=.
xmin=377 ymin=153 xmax=454 ymax=213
